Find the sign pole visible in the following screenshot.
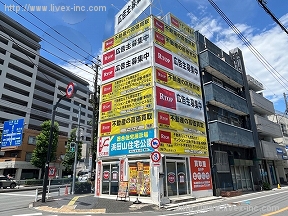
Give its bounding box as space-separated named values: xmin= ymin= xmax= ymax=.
xmin=72 ymin=104 xmax=81 ymax=195
xmin=42 ymin=82 xmax=77 ymax=203
xmin=47 ymin=179 xmax=51 ymax=199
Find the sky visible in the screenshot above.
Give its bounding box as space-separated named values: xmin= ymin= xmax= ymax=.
xmin=1 ymin=0 xmax=288 ymax=113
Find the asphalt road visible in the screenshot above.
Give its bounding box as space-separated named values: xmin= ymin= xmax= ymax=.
xmin=1 ymin=187 xmax=288 ymax=216
xmin=0 ymin=187 xmax=67 ymax=216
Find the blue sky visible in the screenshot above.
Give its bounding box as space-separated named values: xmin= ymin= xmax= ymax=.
xmin=1 ymin=0 xmax=288 ymax=113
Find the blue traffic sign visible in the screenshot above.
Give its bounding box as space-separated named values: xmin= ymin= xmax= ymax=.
xmin=1 ymin=118 xmax=25 ymax=147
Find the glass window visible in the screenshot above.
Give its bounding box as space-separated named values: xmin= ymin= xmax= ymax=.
xmin=28 ymin=136 xmax=36 ymax=145
xmin=25 ymin=152 xmax=32 ymax=162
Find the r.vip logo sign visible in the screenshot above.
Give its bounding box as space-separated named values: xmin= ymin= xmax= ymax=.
xmin=102 ymin=31 xmax=152 ymax=67
xmin=154 ymin=45 xmax=200 ymax=85
xmin=156 ymin=84 xmax=205 ymax=121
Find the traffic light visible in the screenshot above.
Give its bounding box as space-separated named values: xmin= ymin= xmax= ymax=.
xmin=70 ymin=142 xmax=76 ymax=152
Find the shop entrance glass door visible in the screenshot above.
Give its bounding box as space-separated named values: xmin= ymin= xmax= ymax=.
xmin=166 ymin=160 xmax=188 ymax=196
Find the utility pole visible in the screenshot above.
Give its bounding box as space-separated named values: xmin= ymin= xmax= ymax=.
xmin=71 ymin=104 xmax=81 ymax=194
xmin=88 ymin=58 xmax=101 ymax=174
xmin=284 ymin=93 xmax=288 ymax=115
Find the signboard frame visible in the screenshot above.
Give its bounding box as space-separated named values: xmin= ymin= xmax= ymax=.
xmin=1 ymin=118 xmax=25 ymax=147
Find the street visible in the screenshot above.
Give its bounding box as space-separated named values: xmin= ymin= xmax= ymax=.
xmin=0 ymin=187 xmax=287 ymax=216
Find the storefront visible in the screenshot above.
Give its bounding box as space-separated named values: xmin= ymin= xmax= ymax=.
xmin=95 ymin=154 xmax=213 ymax=204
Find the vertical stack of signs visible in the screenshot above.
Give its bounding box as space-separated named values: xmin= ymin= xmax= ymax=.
xmin=99 ymin=17 xmax=155 ymax=158
xmin=161 ymin=13 xmax=212 ymax=191
xmin=98 ymin=13 xmax=212 ymax=193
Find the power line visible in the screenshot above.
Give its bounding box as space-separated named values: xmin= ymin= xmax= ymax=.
xmin=12 ymin=0 xmax=96 ymax=61
xmin=207 ymin=0 xmax=288 ymax=92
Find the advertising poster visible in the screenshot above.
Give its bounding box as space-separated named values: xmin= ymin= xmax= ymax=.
xmin=100 ymin=87 xmax=153 ymax=121
xmin=128 ymin=164 xmax=150 ymax=195
xmin=154 ymin=44 xmax=200 ymax=85
xmin=129 ymin=165 xmax=137 ymax=195
xmin=154 ymin=29 xmax=198 ymax=65
xmin=98 ymin=129 xmax=155 ymax=157
xmin=190 ymin=157 xmax=213 ymax=191
xmin=103 ymin=17 xmax=151 ymax=52
xmin=153 ymin=16 xmax=196 ymax=52
xmin=101 ymin=67 xmax=153 ymax=102
xmin=155 ymin=84 xmax=204 ymax=121
xmin=102 ymin=30 xmax=152 ymax=67
xmin=101 ymin=47 xmax=152 ymax=84
xmin=155 ymin=67 xmax=201 ymax=98
xmin=158 ymin=129 xmax=208 ymax=156
xmin=100 ymin=111 xmax=154 ymax=136
xmin=157 ymin=110 xmax=206 ymax=135
xmin=163 ymin=13 xmax=195 ymax=41
xmin=115 ymin=0 xmax=152 ymax=33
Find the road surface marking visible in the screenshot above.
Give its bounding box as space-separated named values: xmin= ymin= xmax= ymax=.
xmin=163 ymin=190 xmax=288 ymax=216
xmin=12 ymin=213 xmax=42 ymax=216
xmin=262 ymin=206 xmax=288 ymax=216
xmin=67 ymin=194 xmax=91 ymax=206
xmin=0 ymin=193 xmax=35 ymax=197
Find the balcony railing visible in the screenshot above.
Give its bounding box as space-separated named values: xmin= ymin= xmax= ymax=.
xmin=255 ymin=115 xmax=282 ymax=138
xmin=209 ymin=120 xmax=254 ymax=148
xmin=199 ymin=50 xmax=244 ymax=88
xmin=249 ymin=90 xmax=275 ymax=115
xmin=204 ymin=82 xmax=249 ymax=116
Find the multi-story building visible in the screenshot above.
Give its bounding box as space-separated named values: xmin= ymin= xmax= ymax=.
xmin=267 ymin=110 xmax=288 ymax=184
xmin=196 ymin=32 xmax=259 ymax=193
xmin=0 ymin=12 xmax=93 ymax=179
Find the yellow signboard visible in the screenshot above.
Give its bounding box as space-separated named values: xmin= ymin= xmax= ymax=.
xmin=154 ymin=30 xmax=198 ymax=65
xmin=100 ymin=111 xmax=154 ymax=136
xmin=157 ymin=110 xmax=206 ymax=135
xmin=158 ymin=129 xmax=208 ymax=156
xmin=165 ymin=13 xmax=195 ymax=41
xmin=153 ymin=16 xmax=196 ymax=52
xmin=100 ymin=88 xmax=153 ymax=121
xmin=155 ymin=67 xmax=201 ymax=98
xmin=103 ymin=17 xmax=151 ymax=52
xmin=101 ymin=68 xmax=153 ymax=102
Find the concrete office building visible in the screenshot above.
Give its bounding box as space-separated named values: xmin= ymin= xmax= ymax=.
xmin=196 ymin=32 xmax=259 ymax=193
xmin=0 ymin=12 xmax=93 ymax=179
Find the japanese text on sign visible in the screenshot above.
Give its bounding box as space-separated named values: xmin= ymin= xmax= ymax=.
xmin=100 ymin=87 xmax=153 ymax=120
xmin=104 ymin=17 xmax=151 ymax=52
xmin=155 ymin=67 xmax=201 ymax=98
xmin=102 ymin=31 xmax=151 ymax=67
xmin=190 ymin=157 xmax=212 ymax=191
xmin=158 ymin=129 xmax=208 ymax=156
xmin=153 ymin=17 xmax=196 ymax=52
xmin=158 ymin=111 xmax=206 ymax=135
xmin=100 ymin=111 xmax=154 ymax=136
xmin=164 ymin=13 xmax=195 ymax=40
xmin=154 ymin=30 xmax=198 ymax=65
xmin=101 ymin=67 xmax=153 ymax=102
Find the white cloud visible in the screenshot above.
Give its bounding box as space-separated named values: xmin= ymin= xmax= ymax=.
xmin=189 ymin=13 xmax=288 ymax=111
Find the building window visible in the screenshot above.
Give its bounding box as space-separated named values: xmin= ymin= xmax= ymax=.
xmin=214 ymin=151 xmax=230 ymax=173
xmin=28 ymin=136 xmax=36 ymax=145
xmin=231 ymin=117 xmax=241 ymax=127
xmin=212 ymin=77 xmax=223 ymax=86
xmin=25 ymin=152 xmax=32 ymax=162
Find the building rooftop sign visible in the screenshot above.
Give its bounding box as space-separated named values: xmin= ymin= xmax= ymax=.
xmin=115 ymin=0 xmax=152 ymax=34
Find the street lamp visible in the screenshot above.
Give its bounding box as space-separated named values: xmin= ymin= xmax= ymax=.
xmin=42 ymin=82 xmax=77 ymax=203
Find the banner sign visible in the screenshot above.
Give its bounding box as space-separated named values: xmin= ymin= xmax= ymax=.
xmin=190 ymin=157 xmax=213 ymax=191
xmin=153 ymin=17 xmax=197 ymax=53
xmin=156 ymin=84 xmax=204 ymax=121
xmin=158 ymin=129 xmax=208 ymax=156
xmin=157 ymin=111 xmax=206 ymax=135
xmin=100 ymin=111 xmax=154 ymax=136
xmin=101 ymin=47 xmax=152 ymax=84
xmin=104 ymin=17 xmax=151 ymax=52
xmin=95 ymin=160 xmax=102 ymax=197
xmin=102 ymin=30 xmax=152 ymax=67
xmin=163 ymin=13 xmax=195 ymax=41
xmin=101 ymin=67 xmax=153 ymax=102
xmin=154 ymin=45 xmax=200 ymax=85
xmin=155 ymin=67 xmax=201 ymax=98
xmin=154 ymin=30 xmax=198 ymax=65
xmin=98 ymin=129 xmax=155 ymax=157
xmin=100 ymin=87 xmax=153 ymax=120
xmin=115 ymin=0 xmax=152 ymax=34
xmin=119 ymin=158 xmax=129 ymax=182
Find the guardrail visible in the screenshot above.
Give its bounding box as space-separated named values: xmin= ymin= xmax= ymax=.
xmin=34 ymin=186 xmax=61 ymax=202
